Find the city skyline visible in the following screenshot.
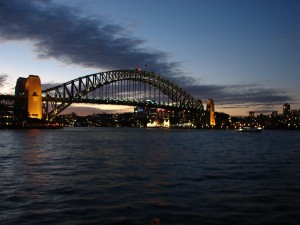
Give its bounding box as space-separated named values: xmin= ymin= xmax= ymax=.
xmin=1 ymin=0 xmax=299 ymax=116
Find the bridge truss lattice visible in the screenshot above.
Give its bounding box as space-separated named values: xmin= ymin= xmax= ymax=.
xmin=42 ymin=70 xmax=203 ymax=120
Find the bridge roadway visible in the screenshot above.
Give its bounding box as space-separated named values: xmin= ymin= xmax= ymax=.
xmin=0 ymin=94 xmax=197 ymax=110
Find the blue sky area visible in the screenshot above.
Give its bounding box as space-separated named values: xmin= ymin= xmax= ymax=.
xmin=0 ymin=0 xmax=299 ymax=115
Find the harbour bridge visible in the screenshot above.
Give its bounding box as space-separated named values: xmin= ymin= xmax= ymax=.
xmin=42 ymin=70 xmax=204 ymax=120
xmin=1 ymin=69 xmax=207 ymax=124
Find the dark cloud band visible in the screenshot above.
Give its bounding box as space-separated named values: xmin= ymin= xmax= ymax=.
xmin=0 ymin=0 xmax=182 ymax=78
xmin=187 ymin=83 xmax=292 ymax=107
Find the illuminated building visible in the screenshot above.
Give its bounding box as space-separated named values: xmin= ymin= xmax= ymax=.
xmin=25 ymin=75 xmax=42 ymax=119
xmin=283 ymin=103 xmax=290 ymax=117
xmin=206 ymin=99 xmax=216 ymax=126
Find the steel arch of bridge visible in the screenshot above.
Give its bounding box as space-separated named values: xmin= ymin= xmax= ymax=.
xmin=42 ymin=70 xmax=203 ymax=120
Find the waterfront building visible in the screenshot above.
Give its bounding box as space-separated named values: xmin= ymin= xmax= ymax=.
xmin=0 ymin=100 xmax=14 ymax=127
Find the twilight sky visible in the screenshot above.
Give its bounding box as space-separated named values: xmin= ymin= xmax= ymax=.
xmin=0 ymin=0 xmax=299 ymax=116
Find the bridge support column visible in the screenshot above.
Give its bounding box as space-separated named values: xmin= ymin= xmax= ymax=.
xmin=207 ymin=99 xmax=216 ymax=127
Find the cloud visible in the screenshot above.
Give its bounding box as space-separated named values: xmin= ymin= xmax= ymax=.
xmin=42 ymin=81 xmax=63 ymax=90
xmin=0 ymin=74 xmax=8 ymax=86
xmin=186 ymin=83 xmax=293 ymax=109
xmin=0 ymin=73 xmax=14 ymax=94
xmin=0 ymin=0 xmax=184 ymax=79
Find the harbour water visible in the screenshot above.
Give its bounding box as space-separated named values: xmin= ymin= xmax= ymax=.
xmin=0 ymin=128 xmax=299 ymax=225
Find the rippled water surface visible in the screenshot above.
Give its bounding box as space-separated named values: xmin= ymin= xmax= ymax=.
xmin=0 ymin=128 xmax=299 ymax=225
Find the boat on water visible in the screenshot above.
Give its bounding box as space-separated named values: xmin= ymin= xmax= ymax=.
xmin=236 ymin=127 xmax=262 ymax=132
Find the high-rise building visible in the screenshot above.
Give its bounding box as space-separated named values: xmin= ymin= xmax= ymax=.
xmin=249 ymin=111 xmax=255 ymax=117
xmin=206 ymin=99 xmax=216 ymax=126
xmin=271 ymin=111 xmax=278 ymax=117
xmin=283 ymin=103 xmax=290 ymax=117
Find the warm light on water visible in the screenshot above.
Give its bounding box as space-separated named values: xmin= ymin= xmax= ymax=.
xmin=0 ymin=128 xmax=299 ymax=225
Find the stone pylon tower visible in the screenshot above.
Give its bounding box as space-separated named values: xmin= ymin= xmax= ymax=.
xmin=14 ymin=77 xmax=28 ymax=118
xmin=15 ymin=75 xmax=43 ymax=120
xmin=25 ymin=75 xmax=42 ymax=119
xmin=206 ymin=99 xmax=216 ymax=127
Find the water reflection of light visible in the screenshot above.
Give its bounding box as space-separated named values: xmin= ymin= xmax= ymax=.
xmin=17 ymin=130 xmax=48 ymax=185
